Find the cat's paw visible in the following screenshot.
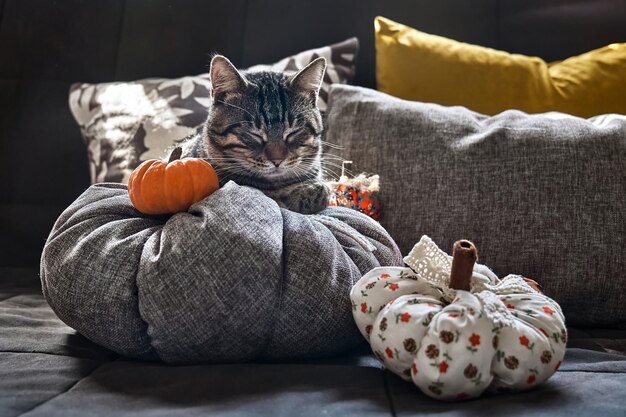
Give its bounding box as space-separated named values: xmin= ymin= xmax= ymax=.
xmin=291 ymin=182 xmax=332 ymax=215
xmin=264 ymin=181 xmax=331 ymax=215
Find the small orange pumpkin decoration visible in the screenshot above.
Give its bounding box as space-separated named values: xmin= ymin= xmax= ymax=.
xmin=128 ymin=147 xmax=219 ymax=215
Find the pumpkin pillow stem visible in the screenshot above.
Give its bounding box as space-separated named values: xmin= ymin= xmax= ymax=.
xmin=449 ymin=240 xmax=477 ymax=291
xmin=168 ymin=146 xmax=183 ymax=163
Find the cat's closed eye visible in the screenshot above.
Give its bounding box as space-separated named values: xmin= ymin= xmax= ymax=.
xmin=285 ymin=129 xmax=303 ymax=142
xmin=220 ymin=142 xmax=248 ymax=151
xmin=285 ymin=128 xmax=313 ymax=145
xmin=246 ymin=131 xmax=265 ymax=143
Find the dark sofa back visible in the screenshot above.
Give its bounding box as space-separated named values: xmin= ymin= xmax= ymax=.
xmin=1 ymin=0 xmax=625 ymax=267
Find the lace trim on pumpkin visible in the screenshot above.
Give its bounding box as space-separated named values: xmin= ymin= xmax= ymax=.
xmin=474 ymin=274 xmax=537 ymax=296
xmin=475 ymin=290 xmax=516 ymax=328
xmin=403 ymin=236 xmax=536 ymax=302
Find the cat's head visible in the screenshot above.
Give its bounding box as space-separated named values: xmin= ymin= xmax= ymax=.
xmin=204 ymin=55 xmax=326 ymax=187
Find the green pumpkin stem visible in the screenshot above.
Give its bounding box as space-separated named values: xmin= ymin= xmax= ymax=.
xmin=168 ymin=146 xmax=183 ymax=163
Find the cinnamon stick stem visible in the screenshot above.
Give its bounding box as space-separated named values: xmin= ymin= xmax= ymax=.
xmin=449 ymin=240 xmax=478 ymax=291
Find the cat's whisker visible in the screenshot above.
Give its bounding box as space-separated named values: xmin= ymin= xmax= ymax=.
xmin=208 ymin=159 xmax=245 ymax=164
xmin=317 ymin=158 xmax=346 ymax=164
xmin=212 ymin=166 xmax=249 ymax=178
xmin=210 ymin=159 xmax=244 ymax=166
xmin=217 ymin=164 xmax=249 ymax=174
xmin=320 ymin=164 xmax=339 ymax=173
xmin=319 ymin=161 xmax=350 ymax=170
xmin=301 ymin=154 xmax=343 ymax=159
xmin=320 ymin=168 xmax=341 ymax=181
xmin=216 ymin=166 xmax=252 ymax=182
xmin=208 ymin=161 xmax=244 ymax=165
xmin=320 ymin=140 xmax=343 ymax=150
xmin=324 ymin=167 xmax=356 ymax=179
xmin=290 ymin=168 xmax=303 ymax=183
xmin=317 ymin=159 xmax=349 ymax=166
xmin=319 ymin=156 xmax=347 ymax=162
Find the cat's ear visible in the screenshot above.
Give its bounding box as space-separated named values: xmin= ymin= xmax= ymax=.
xmin=288 ymin=57 xmax=327 ymax=98
xmin=210 ymin=55 xmax=248 ymax=98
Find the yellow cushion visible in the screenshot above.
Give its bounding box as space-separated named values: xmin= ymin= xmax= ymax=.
xmin=375 ymin=16 xmax=626 ymax=117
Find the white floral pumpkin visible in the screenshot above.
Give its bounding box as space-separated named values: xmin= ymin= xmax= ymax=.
xmin=351 ymin=236 xmax=567 ymax=401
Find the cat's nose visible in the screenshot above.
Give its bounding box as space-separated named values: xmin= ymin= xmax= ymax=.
xmin=270 ymin=159 xmax=284 ymax=167
xmin=265 ymin=143 xmax=287 ymax=167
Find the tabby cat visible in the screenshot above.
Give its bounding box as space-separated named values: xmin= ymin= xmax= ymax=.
xmin=179 ymin=55 xmax=331 ymax=214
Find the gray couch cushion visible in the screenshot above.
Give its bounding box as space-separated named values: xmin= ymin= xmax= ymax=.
xmin=324 ymin=85 xmax=626 ymax=328
xmin=40 ymin=182 xmax=402 ymax=364
xmin=2 ymin=269 xmax=626 ymax=416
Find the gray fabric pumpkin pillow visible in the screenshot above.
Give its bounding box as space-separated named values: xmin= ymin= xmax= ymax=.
xmin=40 ymin=182 xmax=402 ymax=364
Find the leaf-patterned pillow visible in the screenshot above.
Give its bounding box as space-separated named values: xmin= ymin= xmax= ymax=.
xmin=69 ymin=38 xmax=359 ymax=184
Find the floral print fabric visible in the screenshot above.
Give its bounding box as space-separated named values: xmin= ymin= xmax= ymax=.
xmin=351 ymin=260 xmax=567 ymax=400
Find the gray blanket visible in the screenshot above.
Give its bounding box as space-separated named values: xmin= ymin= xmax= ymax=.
xmin=40 ymin=182 xmax=402 ymax=364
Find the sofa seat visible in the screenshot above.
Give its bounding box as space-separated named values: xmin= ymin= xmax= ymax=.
xmin=1 ymin=267 xmax=624 ymax=417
